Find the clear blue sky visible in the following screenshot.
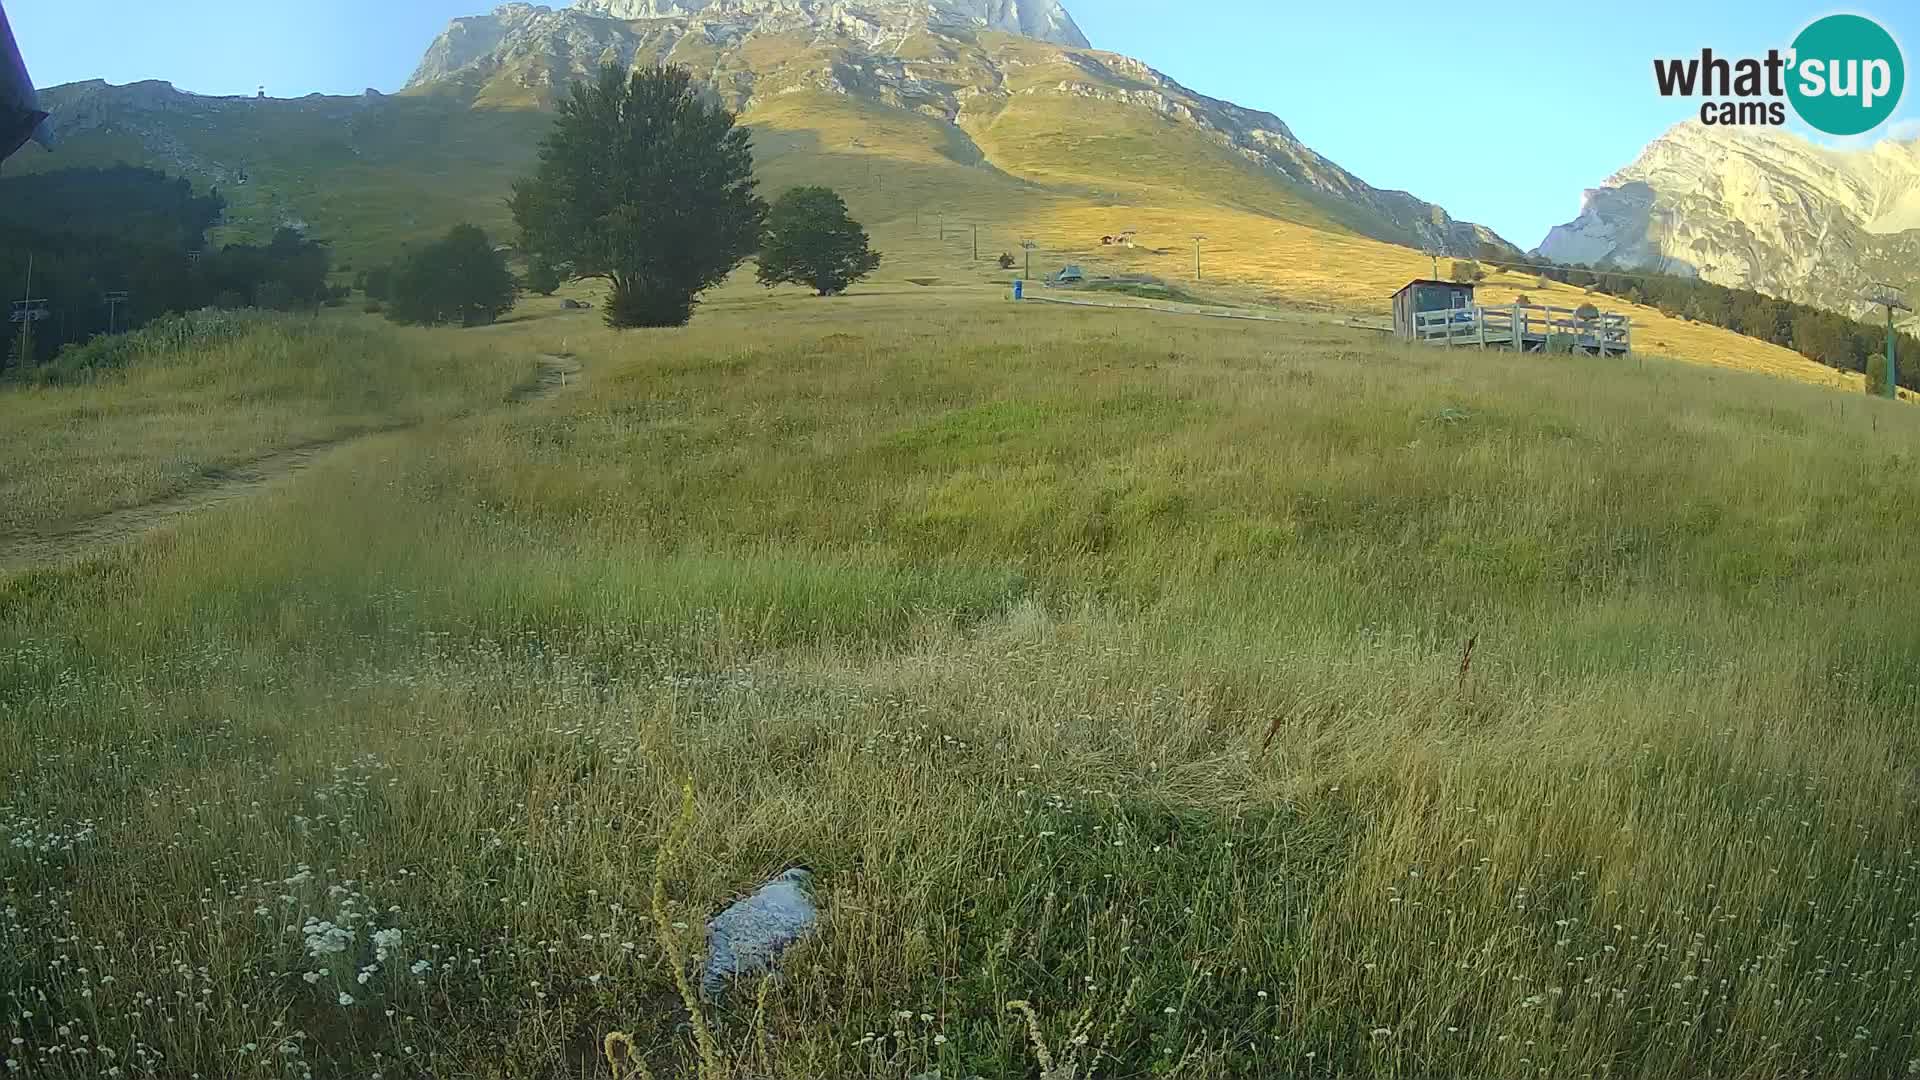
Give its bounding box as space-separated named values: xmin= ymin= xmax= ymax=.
xmin=10 ymin=0 xmax=1920 ymax=246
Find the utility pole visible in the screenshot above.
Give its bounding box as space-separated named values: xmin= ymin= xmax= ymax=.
xmin=1192 ymin=235 xmax=1208 ymax=283
xmin=104 ymin=291 xmax=130 ymax=336
xmin=1428 ymin=205 xmax=1445 ymax=280
xmin=1867 ymin=283 xmax=1910 ymax=399
xmin=1020 ymin=239 xmax=1037 ymax=281
xmin=10 ymin=254 xmax=48 ymax=371
xmin=971 ymin=223 xmax=978 ymax=262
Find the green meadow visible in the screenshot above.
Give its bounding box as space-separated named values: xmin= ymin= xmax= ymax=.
xmin=3 ymin=286 xmax=1920 ymax=1079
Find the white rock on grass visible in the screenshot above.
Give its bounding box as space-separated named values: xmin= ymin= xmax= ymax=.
xmin=701 ymin=867 xmax=818 ymax=999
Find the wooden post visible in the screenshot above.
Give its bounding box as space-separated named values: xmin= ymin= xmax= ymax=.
xmin=1476 ymin=306 xmax=1486 ymax=349
xmin=1512 ymin=304 xmax=1523 ymax=352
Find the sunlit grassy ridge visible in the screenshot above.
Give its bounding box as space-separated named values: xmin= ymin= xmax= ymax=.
xmin=3 ymin=294 xmax=1919 ymax=1078
xmin=737 ymin=92 xmax=1881 ymax=396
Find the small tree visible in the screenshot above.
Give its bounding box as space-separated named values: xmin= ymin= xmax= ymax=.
xmin=1866 ymin=349 xmax=1892 ymax=396
xmin=511 ymin=64 xmax=767 ymax=328
xmin=1450 ymin=259 xmax=1479 ymax=284
xmin=386 ymin=224 xmax=518 ymax=327
xmin=362 ymin=265 xmax=391 ymax=301
xmin=524 ymin=256 xmax=562 ymax=297
xmin=756 ymin=186 xmax=882 ymax=296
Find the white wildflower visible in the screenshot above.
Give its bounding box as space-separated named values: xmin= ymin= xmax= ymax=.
xmin=302 ymin=919 xmax=353 ymax=958
xmin=371 ymin=928 xmax=403 ymax=962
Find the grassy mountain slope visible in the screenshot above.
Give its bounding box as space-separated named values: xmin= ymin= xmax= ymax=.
xmin=16 ymin=83 xmax=551 ymax=271
xmin=15 ymin=71 xmax=1879 ymax=396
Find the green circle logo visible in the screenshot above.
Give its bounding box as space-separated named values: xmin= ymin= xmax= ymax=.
xmin=1788 ymin=14 xmax=1905 ymax=136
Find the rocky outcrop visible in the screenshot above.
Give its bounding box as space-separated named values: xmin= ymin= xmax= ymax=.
xmin=1538 ymin=122 xmax=1920 ymax=318
xmin=573 ymin=0 xmax=1089 ymax=48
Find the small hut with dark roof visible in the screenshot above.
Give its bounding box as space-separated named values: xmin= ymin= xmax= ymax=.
xmin=1391 ymin=279 xmax=1475 ymax=341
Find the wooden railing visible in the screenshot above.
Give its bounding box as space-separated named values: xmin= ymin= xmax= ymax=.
xmin=1413 ymin=304 xmax=1631 ymax=355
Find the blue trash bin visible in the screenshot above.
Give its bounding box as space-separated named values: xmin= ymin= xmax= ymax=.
xmin=1013 ymin=279 xmax=1024 ymax=300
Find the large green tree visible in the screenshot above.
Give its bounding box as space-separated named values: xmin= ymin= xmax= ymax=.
xmin=756 ymin=186 xmax=882 ymax=296
xmin=510 ymin=64 xmax=766 ymax=328
xmin=385 ymin=224 xmax=518 ymax=328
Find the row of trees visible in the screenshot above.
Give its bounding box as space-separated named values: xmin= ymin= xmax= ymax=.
xmin=355 ymin=176 xmax=882 ymax=331
xmin=509 ymin=64 xmax=881 ymax=329
xmin=9 ymin=65 xmax=879 ymax=361
xmin=353 ymin=64 xmax=881 ymax=332
xmin=1471 ymin=245 xmax=1920 ymax=392
xmin=1 ymin=166 xmax=340 ymax=368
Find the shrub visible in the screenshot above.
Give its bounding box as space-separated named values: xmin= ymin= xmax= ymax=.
xmin=385 ymin=224 xmax=519 ymax=328
xmin=34 ymin=309 xmax=265 ymax=385
xmin=255 ymin=281 xmax=295 ymax=312
xmin=1866 ymin=350 xmax=1892 ymax=395
xmin=523 ymin=256 xmax=562 ymax=297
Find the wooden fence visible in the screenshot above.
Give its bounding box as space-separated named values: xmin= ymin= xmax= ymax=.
xmin=1412 ymin=304 xmax=1631 ymax=356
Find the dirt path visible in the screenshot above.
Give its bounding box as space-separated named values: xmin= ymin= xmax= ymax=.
xmin=511 ymin=352 xmax=583 ymax=402
xmin=0 ymin=354 xmax=582 ymax=576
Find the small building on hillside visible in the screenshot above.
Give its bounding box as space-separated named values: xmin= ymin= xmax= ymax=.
xmin=1392 ymin=277 xmax=1632 ymax=356
xmin=1391 ymin=279 xmax=1475 ymax=340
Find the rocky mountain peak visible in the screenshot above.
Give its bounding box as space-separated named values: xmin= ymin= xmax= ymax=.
xmin=572 ymin=0 xmax=1089 ymax=48
xmin=1538 ymin=121 xmax=1920 ymax=317
xmin=396 ymin=0 xmax=1508 ymax=260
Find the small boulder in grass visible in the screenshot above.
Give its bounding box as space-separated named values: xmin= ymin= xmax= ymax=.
xmin=701 ymin=867 xmax=818 ymax=999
